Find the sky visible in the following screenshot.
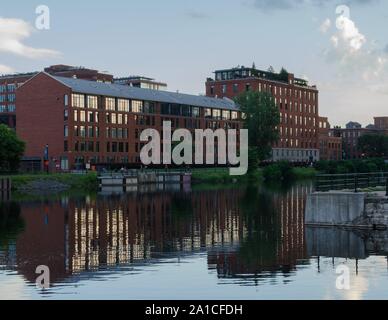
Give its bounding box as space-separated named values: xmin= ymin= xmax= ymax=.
xmin=0 ymin=0 xmax=387 ymax=127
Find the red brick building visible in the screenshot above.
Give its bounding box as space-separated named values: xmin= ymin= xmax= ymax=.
xmin=0 ymin=65 xmax=113 ymax=130
xmin=330 ymin=121 xmax=384 ymax=159
xmin=16 ymin=72 xmax=241 ymax=171
xmin=206 ymin=66 xmax=320 ymax=162
xmin=318 ymin=117 xmax=342 ymax=161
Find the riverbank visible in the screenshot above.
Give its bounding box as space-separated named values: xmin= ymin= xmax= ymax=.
xmin=10 ymin=173 xmax=98 ymax=195
xmin=6 ymin=167 xmax=317 ymax=194
xmin=191 ymin=167 xmax=317 ymax=184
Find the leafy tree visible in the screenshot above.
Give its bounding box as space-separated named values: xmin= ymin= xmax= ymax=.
xmin=358 ymin=134 xmax=388 ymax=158
xmin=234 ymin=91 xmax=280 ymax=172
xmin=278 ymin=67 xmax=289 ymax=82
xmin=0 ymin=124 xmax=25 ymax=172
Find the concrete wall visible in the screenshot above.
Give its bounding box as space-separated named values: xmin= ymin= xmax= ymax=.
xmin=305 ymin=192 xmax=365 ymax=225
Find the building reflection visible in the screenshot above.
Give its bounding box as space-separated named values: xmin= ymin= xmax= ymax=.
xmin=0 ymin=183 xmax=313 ymax=285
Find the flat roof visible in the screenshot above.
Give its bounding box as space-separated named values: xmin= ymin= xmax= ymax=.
xmin=52 ymin=75 xmax=238 ymax=111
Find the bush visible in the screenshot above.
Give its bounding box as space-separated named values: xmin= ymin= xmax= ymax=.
xmin=314 ymin=158 xmax=387 ymax=174
xmin=263 ymin=161 xmax=294 ymax=181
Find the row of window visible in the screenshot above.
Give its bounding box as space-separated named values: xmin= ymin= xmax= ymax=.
xmin=0 ymin=105 xmax=16 ymax=113
xmin=277 ymin=100 xmax=317 ymax=114
xmin=0 ymin=84 xmax=16 ymax=93
xmin=216 ymin=83 xmax=317 ymax=101
xmin=280 ymin=115 xmax=316 ymax=126
xmin=0 ymin=94 xmax=16 ymax=103
xmin=71 ymin=94 xmax=240 ymax=120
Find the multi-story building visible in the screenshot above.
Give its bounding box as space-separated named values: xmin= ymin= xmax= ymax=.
xmin=330 ymin=121 xmax=384 ymax=159
xmin=318 ymin=117 xmax=342 ymax=161
xmin=0 ymin=72 xmax=37 ymax=128
xmin=374 ymin=117 xmax=388 ymax=130
xmin=0 ymin=65 xmax=113 ymax=130
xmin=206 ymin=66 xmax=320 ymax=162
xmin=16 ymin=72 xmax=241 ymax=171
xmin=114 ymin=76 xmax=167 ymax=91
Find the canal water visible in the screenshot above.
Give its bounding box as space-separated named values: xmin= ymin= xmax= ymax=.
xmin=1 ymin=182 xmax=388 ymax=300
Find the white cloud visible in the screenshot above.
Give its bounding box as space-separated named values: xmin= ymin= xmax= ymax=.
xmin=0 ymin=17 xmax=60 ymax=59
xmin=322 ymin=13 xmax=388 ymax=86
xmin=0 ymin=64 xmax=13 ymax=74
xmin=319 ymin=18 xmax=331 ymax=34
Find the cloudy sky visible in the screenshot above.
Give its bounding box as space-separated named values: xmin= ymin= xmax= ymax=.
xmin=0 ymin=0 xmax=387 ymax=126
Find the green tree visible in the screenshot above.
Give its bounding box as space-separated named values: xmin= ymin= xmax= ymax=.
xmin=358 ymin=134 xmax=388 ymax=158
xmin=235 ymin=91 xmax=280 ymax=172
xmin=0 ymin=124 xmax=25 ymax=172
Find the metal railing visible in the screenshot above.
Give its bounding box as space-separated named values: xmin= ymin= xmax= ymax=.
xmin=316 ymin=172 xmax=388 ymax=194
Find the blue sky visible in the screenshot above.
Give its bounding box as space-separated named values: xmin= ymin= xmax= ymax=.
xmin=0 ymin=0 xmax=387 ymax=126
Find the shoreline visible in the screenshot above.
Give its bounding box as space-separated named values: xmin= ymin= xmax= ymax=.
xmin=4 ymin=167 xmax=317 ymax=196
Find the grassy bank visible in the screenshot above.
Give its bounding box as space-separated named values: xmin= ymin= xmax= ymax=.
xmin=9 ymin=172 xmax=98 ymax=192
xmin=191 ymin=166 xmax=316 ymax=184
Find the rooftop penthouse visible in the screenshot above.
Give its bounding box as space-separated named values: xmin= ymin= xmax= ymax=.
xmin=208 ymin=65 xmax=314 ymax=89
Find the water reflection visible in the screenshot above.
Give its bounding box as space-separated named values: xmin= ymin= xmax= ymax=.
xmin=0 ymin=183 xmax=311 ymax=285
xmin=1 ymin=182 xmax=388 ymax=299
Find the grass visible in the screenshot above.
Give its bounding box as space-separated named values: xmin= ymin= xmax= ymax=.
xmin=192 ymin=167 xmax=317 ymax=184
xmin=292 ymin=167 xmax=317 ymax=179
xmin=8 ymin=172 xmax=98 ymax=192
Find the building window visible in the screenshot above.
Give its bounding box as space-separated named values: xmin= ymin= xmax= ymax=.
xmin=222 ymin=85 xmax=227 ymax=94
xmin=88 ymin=96 xmax=98 ymax=109
xmin=143 ymin=101 xmax=155 ymax=114
xmin=231 ymin=111 xmax=238 ymax=120
xmin=105 ymin=97 xmax=116 ymax=111
xmin=246 ymin=84 xmax=251 ymax=91
xmin=192 ymin=107 xmax=200 ymax=118
xmin=117 ymin=99 xmax=130 ymax=112
xmin=210 ymin=86 xmax=214 ymax=95
xmin=8 ymin=105 xmax=16 ymax=112
xmin=80 ymin=110 xmax=86 ymax=122
xmin=7 ymin=84 xmax=16 ymax=92
xmin=64 ymin=94 xmax=69 ymax=106
xmin=72 ymin=94 xmax=85 ymax=108
xmin=7 ymin=94 xmax=15 ymax=102
xmin=132 ymin=100 xmax=143 ymax=113
xmin=205 ymin=108 xmax=212 ymax=119
xmin=64 ymin=125 xmax=68 ymax=137
xmin=222 ymin=110 xmax=230 ymax=120
xmin=64 ymin=109 xmax=69 ymax=121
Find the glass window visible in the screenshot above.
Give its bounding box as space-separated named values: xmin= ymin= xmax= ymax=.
xmin=72 ymin=94 xmax=85 ymax=108
xmin=118 ymin=99 xmax=130 ymax=112
xmin=64 ymin=125 xmax=68 ymax=137
xmin=231 ymin=111 xmax=238 ymax=120
xmin=205 ymin=108 xmax=212 ymax=118
xmin=88 ymin=96 xmax=98 ymax=109
xmin=132 ymin=100 xmax=143 ymax=113
xmin=192 ymin=107 xmax=200 ymax=118
xmin=213 ymin=109 xmax=221 ymax=120
xmin=143 ymin=101 xmax=155 ymax=114
xmin=7 ymin=94 xmax=15 ymax=102
xmin=105 ymin=97 xmax=116 ymax=111
xmin=80 ymin=111 xmax=86 ymax=122
xmin=64 ymin=95 xmax=69 ymax=106
xmin=222 ymin=110 xmax=230 ymax=120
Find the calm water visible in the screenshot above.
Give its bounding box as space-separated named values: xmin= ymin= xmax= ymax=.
xmin=1 ymin=182 xmax=388 ymax=300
